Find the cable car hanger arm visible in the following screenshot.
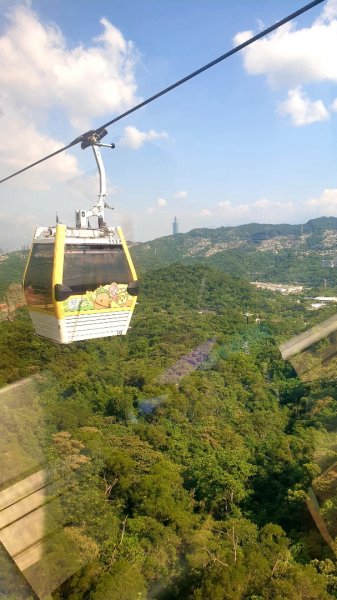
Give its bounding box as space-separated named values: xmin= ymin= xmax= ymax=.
xmin=0 ymin=0 xmax=325 ymax=186
xmin=75 ymin=129 xmax=115 ymax=228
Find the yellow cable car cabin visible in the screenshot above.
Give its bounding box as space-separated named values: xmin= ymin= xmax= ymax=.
xmin=23 ymin=132 xmax=139 ymax=343
xmin=23 ymin=224 xmax=139 ymax=343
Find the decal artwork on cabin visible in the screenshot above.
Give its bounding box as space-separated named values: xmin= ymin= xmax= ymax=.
xmin=63 ymin=283 xmax=134 ymax=314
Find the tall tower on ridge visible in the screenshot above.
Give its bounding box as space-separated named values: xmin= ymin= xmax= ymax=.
xmin=173 ymin=216 xmax=178 ymax=236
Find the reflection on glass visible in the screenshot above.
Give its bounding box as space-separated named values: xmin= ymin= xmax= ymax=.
xmin=0 ymin=377 xmax=86 ymax=599
xmin=24 ymin=245 xmax=54 ymax=307
xmin=63 ymin=245 xmax=133 ymax=294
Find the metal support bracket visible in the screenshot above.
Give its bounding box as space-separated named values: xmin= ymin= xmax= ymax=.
xmin=75 ymin=130 xmax=115 ymax=229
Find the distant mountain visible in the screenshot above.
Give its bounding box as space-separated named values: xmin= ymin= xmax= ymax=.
xmin=131 ymin=217 xmax=337 ymax=288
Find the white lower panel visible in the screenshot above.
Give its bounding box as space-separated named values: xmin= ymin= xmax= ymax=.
xmin=29 ymin=310 xmax=133 ymax=343
xmin=63 ymin=310 xmax=132 ymax=343
xmin=29 ymin=311 xmax=61 ymax=343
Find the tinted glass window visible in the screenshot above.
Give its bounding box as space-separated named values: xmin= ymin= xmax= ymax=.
xmin=63 ymin=244 xmax=133 ymax=294
xmin=24 ymin=243 xmax=54 ymax=306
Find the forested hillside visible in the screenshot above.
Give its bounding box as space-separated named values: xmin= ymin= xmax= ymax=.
xmin=2 ymin=261 xmax=337 ymax=598
xmin=0 ymin=251 xmax=27 ymax=298
xmin=132 ymin=217 xmax=337 ymax=288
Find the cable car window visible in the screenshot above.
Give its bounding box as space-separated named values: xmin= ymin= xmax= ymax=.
xmin=63 ymin=244 xmax=133 ymax=294
xmin=24 ymin=243 xmax=54 ymax=306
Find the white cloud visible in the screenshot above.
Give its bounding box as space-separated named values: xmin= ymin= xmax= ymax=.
xmin=120 ymin=125 xmax=168 ymax=149
xmin=234 ymin=1 xmax=337 ymax=125
xmin=0 ymin=6 xmax=143 ymax=189
xmin=200 ymin=208 xmax=212 ymax=217
xmin=218 ymin=200 xmax=231 ymax=209
xmin=0 ymin=105 xmax=80 ymax=189
xmin=234 ymin=18 xmax=337 ymax=89
xmin=278 ymin=87 xmax=329 ymax=126
xmin=174 ymin=190 xmax=188 ymax=199
xmin=306 ymin=188 xmax=337 ymax=213
xmin=145 ymin=197 xmax=167 ymax=215
xmin=235 ymin=30 xmax=252 ymax=46
xmin=195 ymin=190 xmax=337 ymax=230
xmin=0 ymin=6 xmax=140 ymax=129
xmin=217 ymin=198 xmax=294 ymax=221
xmin=317 ymin=0 xmax=337 ymax=24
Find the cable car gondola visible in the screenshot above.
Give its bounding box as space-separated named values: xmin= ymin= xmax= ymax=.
xmin=23 ymin=131 xmax=139 ymax=343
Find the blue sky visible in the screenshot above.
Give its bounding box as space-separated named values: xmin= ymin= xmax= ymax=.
xmin=0 ymin=0 xmax=337 ymax=249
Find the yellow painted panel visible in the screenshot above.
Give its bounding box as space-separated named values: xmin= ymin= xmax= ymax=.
xmin=52 ymin=224 xmax=66 ymax=320
xmin=117 ymin=226 xmax=138 ymax=281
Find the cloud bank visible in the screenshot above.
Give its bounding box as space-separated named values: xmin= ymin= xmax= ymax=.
xmin=0 ymin=104 xmax=80 ymax=188
xmin=193 ymin=192 xmax=337 ymax=229
xmin=0 ymin=6 xmax=139 ymax=127
xmin=0 ymin=5 xmax=141 ymax=188
xmin=234 ymin=0 xmax=337 ymax=126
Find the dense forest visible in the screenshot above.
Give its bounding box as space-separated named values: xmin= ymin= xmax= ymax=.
xmin=2 ymin=242 xmax=337 ymax=598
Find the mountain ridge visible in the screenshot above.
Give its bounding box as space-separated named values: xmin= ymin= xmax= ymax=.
xmin=131 ymin=216 xmax=337 ymax=287
xmin=136 ymin=216 xmax=337 ymax=246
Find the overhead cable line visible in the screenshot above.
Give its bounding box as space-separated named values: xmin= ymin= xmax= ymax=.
xmin=0 ymin=0 xmax=325 ymax=185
